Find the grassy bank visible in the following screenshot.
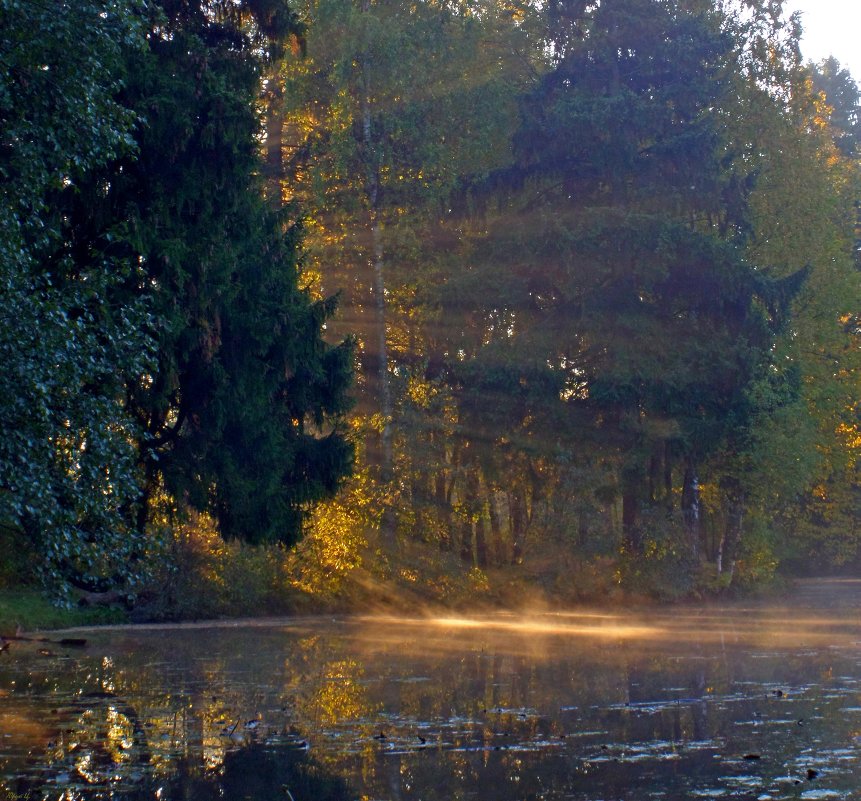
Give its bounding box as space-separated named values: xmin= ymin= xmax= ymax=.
xmin=0 ymin=588 xmax=128 ymax=634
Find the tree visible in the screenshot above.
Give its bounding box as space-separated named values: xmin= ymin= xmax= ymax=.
xmin=740 ymin=57 xmax=861 ymax=575
xmin=0 ymin=0 xmax=154 ymax=594
xmin=279 ymin=0 xmax=531 ymax=550
xmin=0 ymin=0 xmax=355 ymax=597
xmin=103 ymin=2 xmax=355 ymax=546
xmin=809 ymin=57 xmax=860 ymax=158
xmin=438 ymin=0 xmax=798 ymax=565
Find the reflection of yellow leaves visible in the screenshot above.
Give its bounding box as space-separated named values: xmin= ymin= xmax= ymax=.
xmin=308 ymin=660 xmax=375 ymax=726
xmin=106 ymin=706 xmax=135 ymax=763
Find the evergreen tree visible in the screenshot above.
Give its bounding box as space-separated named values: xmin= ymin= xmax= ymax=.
xmin=809 ymin=57 xmax=860 ymax=158
xmin=441 ymin=0 xmax=801 ymax=560
xmin=105 ymin=2 xmax=356 ymax=546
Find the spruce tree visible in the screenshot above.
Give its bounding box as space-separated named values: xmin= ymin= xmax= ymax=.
xmin=444 ymin=0 xmax=801 ymax=554
xmin=106 ymin=2 xmax=355 ymax=546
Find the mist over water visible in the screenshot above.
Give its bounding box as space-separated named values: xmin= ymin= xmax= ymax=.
xmin=2 ymin=579 xmax=861 ymax=800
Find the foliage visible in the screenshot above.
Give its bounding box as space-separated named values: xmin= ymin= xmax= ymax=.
xmin=286 ymin=464 xmax=378 ymax=597
xmin=432 ymin=0 xmax=798 ymax=572
xmin=279 ymin=0 xmax=859 ymax=601
xmin=2 ymin=0 xmax=858 ymax=609
xmin=613 ymin=511 xmax=701 ymax=601
xmin=135 ymin=511 xmax=296 ymax=620
xmin=730 ymin=514 xmax=780 ymax=588
xmin=733 ymin=49 xmax=861 ymax=572
xmin=77 ymin=4 xmax=357 ymax=548
xmin=262 ymin=0 xmax=861 ymax=603
xmin=0 ymin=0 xmax=355 ymax=600
xmin=280 ymin=0 xmax=530 ymax=551
xmin=0 ymin=0 xmax=154 ymax=597
xmin=809 ymin=57 xmax=861 ymax=157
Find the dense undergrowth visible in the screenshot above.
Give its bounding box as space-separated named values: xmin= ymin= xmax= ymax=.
xmin=0 ymin=514 xmax=792 ymax=634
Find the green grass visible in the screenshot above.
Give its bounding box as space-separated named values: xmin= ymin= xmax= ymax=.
xmin=0 ymin=587 xmax=128 ymax=634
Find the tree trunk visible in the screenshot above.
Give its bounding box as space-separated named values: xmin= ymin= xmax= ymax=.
xmin=264 ymin=75 xmax=283 ymax=205
xmin=718 ymin=481 xmax=745 ymax=579
xmin=372 ymin=215 xmax=396 ymax=546
xmin=621 ymin=466 xmax=643 ymax=552
xmin=622 ymin=488 xmax=640 ymax=551
xmin=488 ymin=492 xmax=504 ymax=565
xmin=475 ymin=514 xmax=488 ymax=568
xmin=459 ymin=511 xmax=473 ymax=565
xmin=648 ymin=451 xmax=660 ymax=504
xmin=359 ymin=0 xmax=395 ymax=549
xmin=430 ymin=430 xmax=452 ymax=551
xmin=460 ymin=467 xmax=475 ymax=565
xmin=435 ymin=469 xmax=452 ymax=552
xmin=510 ymin=489 xmax=525 ymax=565
xmin=473 ymin=473 xmax=488 ymax=569
xmin=681 ymin=458 xmax=700 ymax=560
xmin=663 ymin=442 xmax=674 ymax=512
xmin=460 ymin=464 xmax=484 ymax=566
xmin=136 ymin=458 xmax=157 ymax=535
xmin=577 ymin=509 xmax=588 ymax=551
xmin=371 ymin=220 xmax=393 ymax=480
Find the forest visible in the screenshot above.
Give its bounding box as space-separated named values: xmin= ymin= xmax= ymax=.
xmin=0 ymin=0 xmax=859 ymax=619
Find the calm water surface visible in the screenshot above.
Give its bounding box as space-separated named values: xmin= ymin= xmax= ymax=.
xmin=2 ymin=579 xmax=861 ymax=800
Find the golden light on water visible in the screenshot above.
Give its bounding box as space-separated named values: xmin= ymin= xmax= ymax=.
xmin=5 ymin=581 xmax=861 ymax=799
xmin=353 ymin=613 xmax=664 ymax=641
xmin=52 ymin=577 xmax=861 ymax=654
xmin=348 ymin=603 xmax=861 ymax=651
xmin=425 ymin=615 xmax=662 ymax=639
xmin=55 ymin=603 xmax=861 ymax=651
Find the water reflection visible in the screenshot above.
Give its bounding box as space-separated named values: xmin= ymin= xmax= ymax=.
xmin=2 ymin=580 xmax=861 ymax=800
xmin=9 ymin=739 xmax=354 ymax=801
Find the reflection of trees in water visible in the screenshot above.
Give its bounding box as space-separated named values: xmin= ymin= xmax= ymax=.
xmin=7 ymin=738 xmax=355 ymax=801
xmin=4 ymin=620 xmax=861 ymax=800
xmin=6 ymin=690 xmax=149 ymax=801
xmin=0 ymin=632 xmax=375 ymax=799
xmin=312 ymin=659 xmax=377 ymax=727
xmin=144 ymin=744 xmax=356 ymax=801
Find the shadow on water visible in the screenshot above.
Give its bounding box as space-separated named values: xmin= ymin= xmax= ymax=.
xmin=8 ymin=739 xmax=354 ymax=801
xmin=215 ymin=744 xmax=353 ymax=801
xmin=2 ymin=579 xmax=861 ymax=800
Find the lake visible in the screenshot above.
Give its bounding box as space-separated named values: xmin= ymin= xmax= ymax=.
xmin=2 ymin=579 xmax=861 ymax=800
